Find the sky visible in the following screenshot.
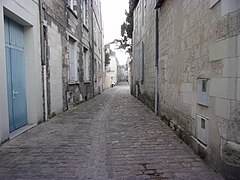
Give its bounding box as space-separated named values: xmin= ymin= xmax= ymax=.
xmin=101 ymin=0 xmax=129 ymax=65
xmin=101 ymin=0 xmax=129 ymax=44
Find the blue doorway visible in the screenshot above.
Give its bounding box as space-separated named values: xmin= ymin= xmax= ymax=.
xmin=4 ymin=17 xmax=27 ymax=132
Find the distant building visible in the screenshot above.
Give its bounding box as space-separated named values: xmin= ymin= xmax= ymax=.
xmin=131 ymin=0 xmax=240 ymax=179
xmin=105 ymin=48 xmax=118 ymax=88
xmin=117 ymin=65 xmax=128 ymax=82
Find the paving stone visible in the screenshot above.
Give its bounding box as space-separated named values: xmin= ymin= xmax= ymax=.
xmin=0 ymin=83 xmax=223 ymax=179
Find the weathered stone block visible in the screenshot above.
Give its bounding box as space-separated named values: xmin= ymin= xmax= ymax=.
xmin=237 ymin=78 xmax=240 ymax=101
xmin=237 ymin=35 xmax=240 ymax=57
xmin=237 ymin=58 xmax=240 ymax=78
xmin=222 ymin=141 xmax=240 ymax=166
xmin=216 ymin=15 xmax=228 ymax=40
xmin=182 ymin=92 xmax=196 ymax=105
xmin=230 ymin=100 xmax=240 ymax=123
xmin=222 ymin=58 xmax=238 ymax=78
xmin=210 ymin=78 xmax=236 ymax=99
xmin=209 ymin=37 xmax=237 ymax=61
xmin=215 ymin=98 xmax=230 ymax=119
xmin=180 ymin=83 xmax=193 ymax=93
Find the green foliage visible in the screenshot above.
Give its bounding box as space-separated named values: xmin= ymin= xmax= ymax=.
xmin=114 ymin=0 xmax=134 ymax=55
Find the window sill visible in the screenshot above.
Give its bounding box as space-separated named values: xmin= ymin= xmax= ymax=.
xmin=68 ymin=81 xmax=80 ymax=85
xmin=196 ymin=102 xmax=209 ymax=107
xmin=84 ymin=81 xmax=92 ymax=85
xmin=83 ymin=24 xmax=89 ymax=31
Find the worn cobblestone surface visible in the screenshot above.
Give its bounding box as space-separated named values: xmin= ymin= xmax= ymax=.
xmin=0 ymin=83 xmax=223 ymax=179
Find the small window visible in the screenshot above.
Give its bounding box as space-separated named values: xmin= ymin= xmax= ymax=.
xmin=196 ymin=115 xmax=208 ymax=145
xmin=202 ymin=79 xmax=207 ymax=92
xmin=68 ymin=0 xmax=77 ymax=15
xmin=196 ymin=78 xmax=209 ymax=106
xmin=201 ymin=118 xmax=205 ymax=129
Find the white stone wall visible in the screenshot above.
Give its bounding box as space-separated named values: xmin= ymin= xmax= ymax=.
xmin=108 ymin=56 xmax=118 ymax=84
xmin=48 ymin=22 xmax=63 ymax=115
xmin=0 ymin=0 xmax=42 ymax=142
xmin=132 ymin=0 xmax=240 ymax=175
xmin=93 ymin=0 xmax=104 ymax=94
xmin=133 ymin=0 xmax=156 ymax=99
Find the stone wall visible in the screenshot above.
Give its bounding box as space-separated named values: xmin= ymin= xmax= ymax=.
xmin=159 ymin=0 xmax=240 ymax=178
xmin=0 ymin=0 xmax=43 ymax=142
xmin=43 ymin=0 xmax=93 ymax=117
xmin=92 ymin=0 xmax=104 ymax=95
xmin=132 ymin=0 xmax=240 ymax=178
xmin=132 ymin=0 xmax=156 ymax=110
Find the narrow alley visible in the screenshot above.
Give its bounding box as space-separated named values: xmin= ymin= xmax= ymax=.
xmin=0 ymin=83 xmax=223 ymax=180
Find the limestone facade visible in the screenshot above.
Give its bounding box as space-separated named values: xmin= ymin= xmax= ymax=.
xmin=42 ymin=0 xmax=104 ymax=116
xmin=0 ymin=0 xmax=43 ymax=143
xmin=131 ymin=0 xmax=240 ymax=178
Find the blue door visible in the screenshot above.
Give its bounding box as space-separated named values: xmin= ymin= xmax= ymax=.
xmin=4 ymin=17 xmax=27 ymax=132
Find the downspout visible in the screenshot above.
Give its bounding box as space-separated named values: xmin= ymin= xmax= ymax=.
xmin=155 ymin=7 xmax=159 ymax=115
xmin=91 ymin=0 xmax=95 ymax=97
xmin=39 ymin=0 xmax=48 ymax=121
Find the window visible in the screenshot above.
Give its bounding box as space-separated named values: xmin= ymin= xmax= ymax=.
xmin=196 ymin=115 xmax=208 ymax=145
xmin=83 ymin=47 xmax=90 ymax=81
xmin=68 ymin=37 xmax=78 ymax=82
xmin=141 ymin=42 xmax=144 ymax=83
xmin=202 ymin=79 xmax=207 ymax=92
xmin=196 ymin=78 xmax=209 ymax=106
xmin=68 ymin=0 xmax=77 ymax=15
xmin=82 ymin=0 xmax=89 ymax=26
xmin=201 ymin=118 xmax=205 ymax=129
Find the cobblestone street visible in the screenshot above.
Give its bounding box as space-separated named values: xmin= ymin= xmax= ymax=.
xmin=0 ymin=83 xmax=223 ymax=180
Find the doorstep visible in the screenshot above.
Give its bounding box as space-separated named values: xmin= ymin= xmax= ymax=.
xmin=9 ymin=124 xmax=37 ymax=140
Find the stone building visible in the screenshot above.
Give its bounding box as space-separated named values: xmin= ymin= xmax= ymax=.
xmin=131 ymin=0 xmax=240 ymax=179
xmin=104 ymin=45 xmax=119 ymax=89
xmin=0 ymin=0 xmax=43 ymax=143
xmin=42 ymin=0 xmax=104 ymax=117
xmin=117 ymin=65 xmax=128 ymax=82
xmin=92 ymin=0 xmax=104 ymax=94
xmin=0 ymin=0 xmax=104 ymax=143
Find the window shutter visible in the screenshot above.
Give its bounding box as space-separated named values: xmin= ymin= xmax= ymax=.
xmin=86 ymin=0 xmax=89 ymax=25
xmin=69 ymin=40 xmax=77 ymax=82
xmin=81 ymin=0 xmax=83 ymax=20
xmin=73 ymin=0 xmax=77 ymax=15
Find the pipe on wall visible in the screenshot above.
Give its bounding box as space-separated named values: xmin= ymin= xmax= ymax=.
xmin=91 ymin=0 xmax=95 ymax=97
xmin=39 ymin=0 xmax=48 ymax=121
xmin=154 ymin=7 xmax=159 ymax=115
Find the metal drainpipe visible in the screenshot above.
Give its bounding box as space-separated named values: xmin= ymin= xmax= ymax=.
xmin=39 ymin=0 xmax=48 ymax=121
xmin=155 ymin=7 xmax=159 ymax=115
xmin=91 ymin=0 xmax=95 ymax=97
